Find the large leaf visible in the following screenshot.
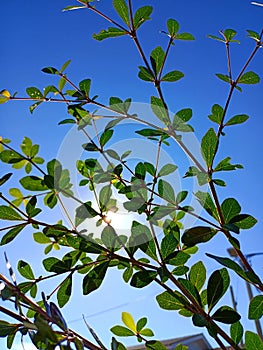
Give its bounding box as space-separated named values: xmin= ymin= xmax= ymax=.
xmin=221 ymin=198 xmax=241 ymax=223
xmin=166 ymin=19 xmax=179 ymax=37
xmin=161 ymin=70 xmax=184 ymax=82
xmin=0 ymin=206 xmax=23 ymax=221
xmin=156 ymin=290 xmax=188 ymax=310
xmin=113 ymin=0 xmax=130 ymax=26
xmin=151 ymin=96 xmax=169 ymax=124
xmin=194 ymin=191 xmax=219 ymax=221
xmin=17 ymin=260 xmax=35 ymax=280
xmin=20 ymin=176 xmax=48 ymax=191
xmin=238 ymin=71 xmax=260 ymax=84
xmin=160 ymin=233 xmax=179 ymax=260
xmin=150 ymin=46 xmax=165 ymax=75
xmin=182 ymin=226 xmax=217 ymax=247
xmin=1 ymin=224 xmax=26 ymax=245
xmin=57 ymin=275 xmax=72 ymax=307
xmin=130 ymin=270 xmax=157 ymax=288
xmin=230 ymin=321 xmax=243 ymax=345
xmin=207 ymin=268 xmax=230 ymax=312
xmin=110 ymin=325 xmax=134 ymax=337
xmin=82 ymin=261 xmax=109 ymax=295
xmin=201 ymin=128 xmax=218 ymax=168
xmin=248 ymin=295 xmax=263 ymax=320
xmin=208 ymin=104 xmax=224 ymax=124
xmin=158 ymin=179 xmax=175 ymax=202
xmin=212 ymin=306 xmax=241 ymax=324
xmin=93 ymin=27 xmax=127 ymax=41
xmin=122 ymin=312 xmax=136 ymax=332
xmin=245 ymin=331 xmax=263 ymax=350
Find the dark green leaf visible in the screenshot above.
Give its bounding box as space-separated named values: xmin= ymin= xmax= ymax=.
xmin=176 ymin=191 xmax=188 ymax=204
xmin=43 ymin=257 xmax=69 ymax=274
xmin=189 ymin=261 xmax=206 ymax=292
xmin=130 ymin=270 xmax=157 ymax=288
xmin=245 ymin=331 xmax=263 ymax=350
xmin=176 ymin=108 xmax=192 ymax=122
xmin=212 ymin=306 xmax=241 ymax=324
xmin=192 ymin=314 xmax=208 ymax=327
xmin=146 ymin=341 xmax=167 ymax=350
xmin=110 ymin=325 xmax=134 ymax=337
xmin=41 ymin=67 xmax=59 ymax=74
xmin=214 ymin=157 xmax=243 ymax=172
xmin=230 ymin=321 xmax=243 ymax=345
xmin=201 ymin=128 xmax=218 ymax=168
xmin=0 ymin=173 xmax=12 ymax=186
xmin=57 ymin=275 xmax=72 ymax=307
xmin=238 ymin=71 xmax=260 ymax=84
xmin=156 ymin=290 xmax=188 ymax=310
xmin=83 ymin=261 xmax=109 ymax=295
xmin=194 ymin=191 xmax=219 ymax=221
xmin=216 ymin=73 xmax=231 ymax=84
xmin=221 ymin=198 xmax=241 ymax=223
xmin=133 ymin=6 xmax=153 ymax=29
xmin=207 ymin=268 xmax=230 ymax=312
xmin=229 ymin=214 xmax=257 ymax=229
xmin=1 ymin=224 xmax=26 ymax=245
xmin=17 ymin=260 xmax=34 ymax=280
xmin=136 ymin=317 xmax=147 ymax=332
xmin=113 ymin=0 xmax=130 ymax=26
xmin=58 ymin=118 xmax=77 ymax=125
xmin=0 ymin=206 xmax=23 ymax=221
xmin=0 ymin=321 xmax=18 ymax=337
xmin=178 ymin=278 xmax=202 ymax=305
xmin=248 ymin=295 xmax=263 ymax=320
xmin=93 ymin=27 xmax=127 ymax=41
xmin=225 ymin=114 xmax=249 ymax=126
xmin=151 ymin=96 xmax=169 ymax=124
xmin=182 ymin=226 xmax=217 ymax=247
xmin=247 ymin=30 xmax=261 ymax=42
xmin=135 ymin=128 xmax=166 ymax=138
xmin=100 ymin=129 xmax=113 ymax=147
xmin=160 ymin=233 xmax=178 ymax=260
xmin=75 ymin=201 xmax=99 ymax=226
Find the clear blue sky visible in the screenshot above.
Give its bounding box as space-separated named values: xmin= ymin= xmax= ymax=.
xmin=1 ymin=1 xmax=263 ymax=349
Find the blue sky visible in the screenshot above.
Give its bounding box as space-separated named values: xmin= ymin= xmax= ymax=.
xmin=1 ymin=0 xmax=263 ymax=349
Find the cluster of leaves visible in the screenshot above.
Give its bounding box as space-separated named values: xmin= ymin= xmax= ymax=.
xmin=0 ymin=1 xmax=263 ymax=350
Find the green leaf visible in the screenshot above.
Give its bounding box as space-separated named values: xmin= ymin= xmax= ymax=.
xmin=229 ymin=214 xmax=257 ymax=229
xmin=230 ymin=321 xmax=243 ymax=345
xmin=0 ymin=206 xmax=23 ymax=221
xmin=248 ymin=295 xmax=263 ymax=320
xmin=0 ymin=321 xmax=18 ymax=337
xmin=0 ymin=150 xmax=24 ymax=164
xmin=150 ymin=46 xmax=165 ymax=75
xmin=136 ymin=317 xmax=147 ymax=332
xmin=214 ymin=157 xmax=243 ymax=172
xmin=167 ymin=19 xmax=179 ymax=37
xmin=140 ymin=328 xmax=154 ymax=337
xmin=62 ymin=5 xmax=86 ymax=11
xmin=245 ymin=331 xmax=263 ymax=350
xmin=207 ymin=268 xmax=230 ymax=312
xmin=138 ymin=66 xmax=155 ymax=82
xmin=33 ymin=232 xmax=51 ymax=244
xmin=151 ymin=96 xmax=169 ymax=124
xmin=17 ymin=260 xmax=34 ymax=280
xmin=225 ymin=114 xmax=249 ymax=126
xmin=146 ymin=341 xmax=167 ymax=350
xmin=111 ymin=337 xmax=127 ymax=350
xmin=156 ymin=290 xmax=189 ymax=310
xmin=221 ymin=198 xmax=241 ymax=223
xmin=238 ymin=71 xmax=260 ymax=84
xmin=113 ymin=0 xmax=130 ymax=26
xmin=1 ymin=224 xmax=26 ymax=245
xmin=178 ymin=278 xmax=202 ymax=305
xmin=0 ymin=173 xmax=12 ymax=186
xmin=158 ymin=163 xmax=177 ymax=177
xmin=57 ymin=275 xmax=72 ymax=307
xmin=110 ymin=325 xmax=134 ymax=337
xmin=161 ymin=233 xmax=179 ymax=260
xmin=208 ymin=104 xmax=224 ymax=124
xmin=42 ymin=67 xmax=59 ymax=74
xmin=212 ymin=306 xmax=241 ymax=324
xmin=93 ymin=27 xmax=127 ymax=41
xmin=83 ymin=261 xmax=109 ymax=295
xmin=195 ymin=191 xmax=219 ymax=221
xmin=58 ymin=118 xmax=76 ymax=125
xmin=75 ymin=201 xmax=99 ymax=226
xmin=216 ymin=74 xmax=231 ymax=86
xmin=130 ymin=270 xmax=157 ymax=288
xmin=201 ymin=128 xmax=218 ymax=168
xmin=175 ymin=33 xmax=195 ymax=40
xmin=158 ymin=179 xmax=175 ymax=202
xmin=79 ymin=79 xmax=91 ymax=96
xmin=247 ymin=29 xmax=261 ymax=42
xmin=192 ymin=314 xmax=208 ymax=327
xmin=133 ymin=6 xmax=153 ymax=30
xmin=26 ymin=87 xmax=44 ymax=99
xmin=43 ymin=257 xmax=69 ymax=273
xmin=182 ymin=226 xmax=217 ymax=247
xmin=20 ymin=176 xmax=48 ymax=191
xmin=189 ymin=261 xmax=206 ymax=292
xmin=122 ymin=312 xmax=136 ymax=332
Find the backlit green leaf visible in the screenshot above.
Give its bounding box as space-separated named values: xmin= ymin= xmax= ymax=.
xmin=166 ymin=19 xmax=179 ymax=37
xmin=1 ymin=224 xmax=26 ymax=245
xmin=156 ymin=290 xmax=188 ymax=310
xmin=130 ymin=270 xmax=157 ymax=288
xmin=17 ymin=260 xmax=34 ymax=280
xmin=151 ymin=96 xmax=169 ymax=124
xmin=248 ymin=295 xmax=263 ymax=320
xmin=207 ymin=268 xmax=230 ymax=312
xmin=20 ymin=176 xmax=48 ymax=191
xmin=230 ymin=321 xmax=243 ymax=345
xmin=79 ymin=79 xmax=91 ymax=96
xmin=189 ymin=261 xmax=206 ymax=292
xmin=221 ymin=198 xmax=241 ymax=223
xmin=161 ymin=70 xmax=184 ymax=82
xmin=113 ymin=0 xmax=130 ymax=26
xmin=133 ymin=6 xmax=153 ymax=29
xmin=238 ymin=71 xmax=260 ymax=84
xmin=122 ymin=312 xmax=136 ymax=332
xmin=138 ymin=66 xmax=155 ymax=82
xmin=245 ymin=331 xmax=263 ymax=350
xmin=158 ymin=163 xmax=177 ymax=177
xmin=201 ymin=128 xmax=218 ymax=168
xmin=225 ymin=114 xmax=249 ymax=126
xmin=26 ymin=87 xmax=44 ymax=99
xmin=110 ymin=325 xmax=134 ymax=337
xmin=208 ymin=104 xmax=224 ymax=124
xmin=93 ymin=27 xmax=127 ymax=41
xmin=182 ymin=226 xmax=217 ymax=247
xmin=0 ymin=206 xmax=23 ymax=221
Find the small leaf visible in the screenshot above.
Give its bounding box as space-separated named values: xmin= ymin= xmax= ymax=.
xmin=140 ymin=328 xmax=154 ymax=337
xmin=161 ymin=70 xmax=184 ymax=82
xmin=57 ymin=275 xmax=72 ymax=307
xmin=158 ymin=179 xmax=175 ymax=202
xmin=221 ymin=198 xmax=241 ymax=223
xmin=79 ymin=79 xmax=91 ymax=96
xmin=225 ymin=114 xmax=249 ymax=126
xmin=208 ymin=104 xmax=224 ymax=124
xmin=130 ymin=270 xmax=157 ymax=288
xmin=110 ymin=325 xmax=134 ymax=337
xmin=216 ymin=73 xmax=231 ymax=84
xmin=150 ymin=46 xmax=165 ymax=75
xmin=122 ymin=312 xmax=136 ymax=332
xmin=138 ymin=66 xmax=155 ymax=82
xmin=194 ymin=191 xmax=219 ymax=221
xmin=158 ymin=164 xmax=177 ymax=177
xmin=166 ymin=19 xmax=179 ymax=37
xmin=0 ymin=173 xmax=12 ymax=187
xmin=156 ymin=290 xmax=188 ymax=310
xmin=230 ymin=321 xmax=243 ymax=345
xmin=93 ymin=27 xmax=127 ymax=41
xmin=1 ymin=224 xmax=26 ymax=245
xmin=82 ymin=261 xmax=109 ymax=295
xmin=151 ymin=96 xmax=169 ymax=124
xmin=100 ymin=129 xmax=113 ymax=147
xmin=42 ymin=67 xmax=59 ymax=74
xmin=238 ymin=71 xmax=260 ymax=84
xmin=17 ymin=260 xmax=34 ymax=280
xmin=26 ymin=87 xmax=44 ymax=99
xmin=175 ymin=33 xmax=195 ymax=40
xmin=136 ymin=317 xmax=147 ymax=332
xmin=161 ymin=233 xmax=179 ymax=260
xmin=189 ymin=261 xmax=206 ymax=292
xmin=248 ymin=295 xmax=263 ymax=320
